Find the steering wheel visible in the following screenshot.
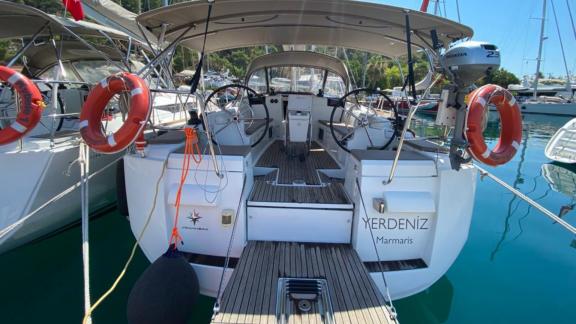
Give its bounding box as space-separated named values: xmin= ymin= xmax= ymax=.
xmin=40 ymin=83 xmax=66 ymax=132
xmin=329 ymin=88 xmax=399 ymax=153
xmin=0 ymin=82 xmax=65 ymax=132
xmin=203 ymin=84 xmax=270 ymax=147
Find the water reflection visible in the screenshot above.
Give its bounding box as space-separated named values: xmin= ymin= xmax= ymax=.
xmin=541 ymin=162 xmax=576 ymax=225
xmin=489 ymin=126 xmax=532 ymax=261
xmin=542 ymin=162 xmax=576 ymax=198
xmin=395 ymin=276 xmax=454 ymax=324
xmin=400 ymin=114 xmax=576 ymax=323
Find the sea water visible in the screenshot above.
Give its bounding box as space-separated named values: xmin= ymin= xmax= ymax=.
xmin=0 ymin=115 xmax=574 ymax=323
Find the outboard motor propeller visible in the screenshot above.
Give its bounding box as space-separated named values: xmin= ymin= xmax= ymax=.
xmin=127 ymin=246 xmax=199 ymax=324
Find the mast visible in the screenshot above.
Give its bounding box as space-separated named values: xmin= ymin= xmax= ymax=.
xmin=550 ymin=0 xmax=571 ymax=93
xmin=568 ymin=0 xmax=576 ymax=40
xmin=533 ymin=0 xmax=547 ymax=99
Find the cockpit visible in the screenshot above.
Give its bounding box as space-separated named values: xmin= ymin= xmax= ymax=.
xmin=202 ymin=51 xmax=401 ymax=165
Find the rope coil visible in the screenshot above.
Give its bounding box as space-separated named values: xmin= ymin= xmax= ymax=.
xmin=170 ymin=127 xmax=202 ymax=248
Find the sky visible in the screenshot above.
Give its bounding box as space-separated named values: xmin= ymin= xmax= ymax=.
xmin=374 ymin=0 xmax=576 ymax=79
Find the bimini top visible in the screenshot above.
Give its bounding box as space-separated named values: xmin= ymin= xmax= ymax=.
xmin=245 ymin=51 xmax=349 ymax=84
xmin=0 ymin=0 xmax=133 ymax=40
xmin=23 ymin=41 xmax=124 ymax=77
xmin=136 ymin=0 xmax=473 ymax=57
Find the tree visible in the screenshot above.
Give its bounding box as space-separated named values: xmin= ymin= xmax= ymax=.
xmin=479 ymin=68 xmax=520 ymax=88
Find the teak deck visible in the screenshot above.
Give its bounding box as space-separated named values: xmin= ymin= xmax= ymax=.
xmin=211 ymin=241 xmax=395 ymax=324
xmin=250 ymin=140 xmax=350 ymax=205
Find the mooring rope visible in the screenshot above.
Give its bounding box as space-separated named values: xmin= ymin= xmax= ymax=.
xmin=475 ymin=165 xmax=576 ymax=235
xmin=79 ymin=141 xmax=92 ymax=324
xmin=82 ymin=159 xmax=168 ymax=324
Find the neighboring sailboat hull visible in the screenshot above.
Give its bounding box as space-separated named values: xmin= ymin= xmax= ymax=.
xmin=520 ymin=102 xmax=576 ymax=116
xmin=490 ymin=101 xmax=576 ymax=116
xmin=0 ymin=140 xmax=118 ymax=254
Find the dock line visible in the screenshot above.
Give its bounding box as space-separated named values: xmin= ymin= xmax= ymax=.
xmin=475 ymin=165 xmax=576 ymax=235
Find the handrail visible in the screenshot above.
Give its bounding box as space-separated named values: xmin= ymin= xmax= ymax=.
xmin=0 ymin=113 xmax=80 ymax=120
xmin=386 ymin=75 xmax=442 ymax=184
xmin=31 ymin=79 xmax=91 ymax=86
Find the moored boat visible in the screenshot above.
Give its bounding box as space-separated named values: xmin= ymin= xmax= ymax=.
xmin=73 ymin=1 xmax=522 ymax=322
xmin=0 ymin=0 xmax=189 ymax=253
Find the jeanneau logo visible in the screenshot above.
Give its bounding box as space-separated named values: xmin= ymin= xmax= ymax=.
xmin=188 ymin=209 xmax=202 ymax=225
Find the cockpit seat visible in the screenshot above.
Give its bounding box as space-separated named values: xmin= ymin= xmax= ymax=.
xmin=404 ymin=138 xmax=450 ymax=154
xmin=318 ymin=120 xmax=353 ymax=136
xmin=245 ymin=119 xmax=272 ymax=136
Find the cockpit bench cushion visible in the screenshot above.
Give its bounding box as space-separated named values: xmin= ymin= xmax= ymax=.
xmin=351 ymin=149 xmax=433 ymax=161
xmin=318 ymin=120 xmax=353 ymax=136
xmin=174 ymin=143 xmax=251 ymax=156
xmin=154 ymin=130 xmax=251 ymax=156
xmin=404 ymin=138 xmax=449 ymax=154
xmin=147 ymin=130 xmax=186 ymax=144
xmin=245 ymin=118 xmax=273 ymax=135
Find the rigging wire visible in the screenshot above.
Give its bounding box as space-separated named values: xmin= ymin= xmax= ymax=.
xmin=550 ymin=0 xmax=572 ymax=86
xmin=212 ymin=176 xmax=247 ymax=316
xmin=355 ymin=178 xmax=397 ymax=321
xmin=455 ymin=0 xmax=461 ymax=23
xmin=0 ymin=155 xmax=123 ymax=238
xmin=567 ymin=0 xmax=576 ymax=41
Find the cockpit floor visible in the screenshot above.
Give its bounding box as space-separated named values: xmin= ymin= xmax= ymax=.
xmin=251 ymin=140 xmax=349 ymax=205
xmin=255 ymin=140 xmax=339 ymax=185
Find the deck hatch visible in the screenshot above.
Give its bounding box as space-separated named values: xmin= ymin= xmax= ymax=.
xmin=276 ymin=278 xmax=335 ymax=324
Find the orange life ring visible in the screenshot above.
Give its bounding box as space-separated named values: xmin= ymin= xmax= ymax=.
xmin=465 ymin=84 xmax=522 ymax=166
xmin=0 ymin=66 xmax=44 ymax=145
xmin=80 ymin=72 xmax=151 ymax=154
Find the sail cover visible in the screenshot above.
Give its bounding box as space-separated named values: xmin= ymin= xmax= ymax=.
xmin=83 ymin=0 xmax=158 ymax=45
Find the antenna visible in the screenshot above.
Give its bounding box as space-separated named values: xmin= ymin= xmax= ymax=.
xmin=550 ymin=0 xmax=571 ymax=91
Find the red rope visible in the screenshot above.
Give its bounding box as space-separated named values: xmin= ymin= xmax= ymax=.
xmin=169 ymin=128 xmax=202 ymax=248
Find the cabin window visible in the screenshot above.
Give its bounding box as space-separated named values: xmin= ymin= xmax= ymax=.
xmin=72 ymin=60 xmax=122 ymax=84
xmin=247 ymin=69 xmax=267 ymax=93
xmin=38 ymin=63 xmax=80 ymax=82
xmin=267 ymin=66 xmax=325 ymax=94
xmin=324 ymin=72 xmax=346 ymax=98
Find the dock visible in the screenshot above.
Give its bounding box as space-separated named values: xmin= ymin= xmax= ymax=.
xmin=211 ymin=241 xmax=396 ymax=324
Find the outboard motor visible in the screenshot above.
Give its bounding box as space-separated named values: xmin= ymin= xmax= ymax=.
xmin=443 ymin=41 xmax=501 ymax=87
xmin=437 ymin=41 xmax=501 ymax=169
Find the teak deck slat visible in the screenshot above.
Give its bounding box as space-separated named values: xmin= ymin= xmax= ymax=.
xmin=211 ymin=241 xmax=395 ymax=324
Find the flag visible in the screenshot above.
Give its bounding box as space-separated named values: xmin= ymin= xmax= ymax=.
xmin=62 ymin=0 xmax=85 ymax=21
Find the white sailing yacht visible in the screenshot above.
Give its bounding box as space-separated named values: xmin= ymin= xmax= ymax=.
xmin=508 ymin=0 xmax=576 ymax=116
xmin=75 ymin=0 xmax=523 ymax=322
xmin=0 ymin=1 xmax=189 ymax=253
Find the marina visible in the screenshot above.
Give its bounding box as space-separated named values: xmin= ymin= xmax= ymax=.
xmin=0 ymin=0 xmax=575 ymax=323
xmin=1 ymin=116 xmax=574 ymax=323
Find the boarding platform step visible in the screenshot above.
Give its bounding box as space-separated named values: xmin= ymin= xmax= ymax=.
xmin=211 ymin=241 xmax=396 ymax=324
xmin=247 ymin=182 xmax=353 ymax=243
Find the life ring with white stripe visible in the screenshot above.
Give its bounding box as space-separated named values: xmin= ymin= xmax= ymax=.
xmin=80 ymin=73 xmax=151 ymax=154
xmin=465 ymin=84 xmax=522 ymax=166
xmin=0 ymin=66 xmax=44 ymax=146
